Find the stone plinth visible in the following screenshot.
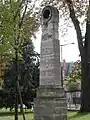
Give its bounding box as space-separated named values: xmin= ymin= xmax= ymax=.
xmin=34 ymin=86 xmax=67 ymax=120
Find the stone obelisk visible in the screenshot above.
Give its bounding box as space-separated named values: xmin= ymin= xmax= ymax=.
xmin=34 ymin=6 xmax=67 ymax=120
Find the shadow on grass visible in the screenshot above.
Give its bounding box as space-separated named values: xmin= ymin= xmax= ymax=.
xmin=0 ymin=111 xmax=33 ymax=117
xmin=68 ymin=111 xmax=90 ymax=120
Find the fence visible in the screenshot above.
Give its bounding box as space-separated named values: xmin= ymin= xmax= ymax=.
xmin=65 ymin=90 xmax=81 ymax=110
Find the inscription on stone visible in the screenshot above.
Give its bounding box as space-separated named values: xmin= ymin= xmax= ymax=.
xmin=40 ymin=68 xmax=56 ymax=77
xmin=41 ymin=48 xmax=53 ymax=55
xmin=40 ymin=54 xmax=54 ymax=59
xmin=42 ymin=33 xmax=52 ymax=41
xmin=40 ymin=58 xmax=55 ymax=67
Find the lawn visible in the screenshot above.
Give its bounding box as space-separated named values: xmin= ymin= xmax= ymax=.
xmin=68 ymin=111 xmax=90 ymax=120
xmin=0 ymin=113 xmax=34 ymax=120
xmin=0 ymin=108 xmax=34 ymax=120
xmin=0 ymin=109 xmax=90 ymax=120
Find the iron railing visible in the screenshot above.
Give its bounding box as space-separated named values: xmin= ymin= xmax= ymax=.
xmin=65 ymin=90 xmax=81 ymax=110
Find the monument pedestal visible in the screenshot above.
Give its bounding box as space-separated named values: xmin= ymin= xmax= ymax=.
xmin=34 ymin=85 xmax=67 ymax=120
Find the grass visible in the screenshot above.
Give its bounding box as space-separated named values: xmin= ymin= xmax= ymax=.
xmin=0 ymin=108 xmax=34 ymax=120
xmin=68 ymin=111 xmax=90 ymax=120
xmin=0 ymin=113 xmax=34 ymax=120
xmin=0 ymin=109 xmax=90 ymax=120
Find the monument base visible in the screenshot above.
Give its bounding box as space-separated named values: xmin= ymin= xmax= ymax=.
xmin=34 ymin=85 xmax=67 ymax=120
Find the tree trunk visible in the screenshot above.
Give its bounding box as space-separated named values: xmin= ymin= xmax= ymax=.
xmin=15 ymin=47 xmax=25 ymax=119
xmin=17 ymin=81 xmax=26 ymax=120
xmin=80 ymin=63 xmax=90 ymax=112
xmin=15 ymin=89 xmax=18 ymax=120
xmin=80 ymin=21 xmax=90 ymax=112
xmin=15 ymin=48 xmax=18 ymax=120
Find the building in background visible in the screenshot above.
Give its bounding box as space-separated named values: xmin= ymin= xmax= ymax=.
xmin=61 ymin=60 xmax=73 ymax=89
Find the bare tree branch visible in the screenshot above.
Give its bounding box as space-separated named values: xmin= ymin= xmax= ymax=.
xmin=19 ymin=2 xmax=28 ymax=29
xmin=17 ymin=1 xmax=28 ymax=42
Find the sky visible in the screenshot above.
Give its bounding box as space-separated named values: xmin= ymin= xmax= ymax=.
xmin=33 ymin=26 xmax=80 ymax=62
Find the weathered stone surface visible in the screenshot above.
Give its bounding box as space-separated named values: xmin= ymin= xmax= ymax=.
xmin=34 ymin=86 xmax=67 ymax=119
xmin=34 ymin=6 xmax=67 ymax=120
xmin=37 ymin=85 xmax=65 ymax=97
xmin=40 ymin=6 xmax=60 ymax=86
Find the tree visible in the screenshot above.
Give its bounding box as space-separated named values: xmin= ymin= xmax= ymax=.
xmin=3 ymin=40 xmax=39 ymax=110
xmin=0 ymin=0 xmax=38 ymax=88
xmin=0 ymin=0 xmax=39 ymax=119
xmin=39 ymin=0 xmax=90 ymax=112
xmin=66 ymin=60 xmax=81 ymax=91
xmin=0 ymin=0 xmax=38 ymax=62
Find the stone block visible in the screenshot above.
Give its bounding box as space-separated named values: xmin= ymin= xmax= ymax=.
xmin=34 ymin=86 xmax=67 ymax=120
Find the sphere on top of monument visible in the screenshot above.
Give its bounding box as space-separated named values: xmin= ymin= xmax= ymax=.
xmin=41 ymin=6 xmax=59 ymax=24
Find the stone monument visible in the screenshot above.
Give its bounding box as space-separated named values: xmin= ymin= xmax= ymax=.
xmin=34 ymin=6 xmax=67 ymax=120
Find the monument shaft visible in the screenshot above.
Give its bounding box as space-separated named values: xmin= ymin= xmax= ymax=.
xmin=34 ymin=6 xmax=67 ymax=120
xmin=40 ymin=6 xmax=60 ymax=86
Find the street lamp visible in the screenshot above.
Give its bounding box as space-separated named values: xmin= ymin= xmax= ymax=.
xmin=60 ymin=42 xmax=75 ymax=62
xmin=60 ymin=42 xmax=75 ymax=87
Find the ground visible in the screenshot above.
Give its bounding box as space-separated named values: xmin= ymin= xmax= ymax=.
xmin=0 ymin=108 xmax=34 ymax=120
xmin=0 ymin=109 xmax=90 ymax=120
xmin=0 ymin=114 xmax=34 ymax=120
xmin=68 ymin=111 xmax=90 ymax=120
